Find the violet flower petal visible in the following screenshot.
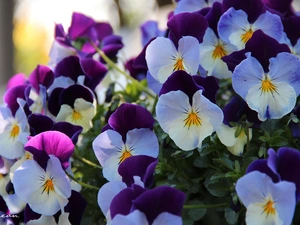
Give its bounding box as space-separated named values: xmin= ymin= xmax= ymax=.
xmin=28 ymin=65 xmax=54 ymax=93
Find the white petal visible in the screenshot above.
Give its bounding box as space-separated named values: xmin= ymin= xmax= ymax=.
xmin=27 ymin=215 xmax=57 ymax=225
xmin=246 ymin=203 xmax=283 ymax=225
xmin=102 ymin=154 xmax=123 ymax=181
xmin=153 ymin=212 xmax=182 ymax=225
xmin=126 ymin=128 xmax=159 ymax=157
xmin=97 ymin=181 xmax=127 ymax=216
xmin=146 ymin=37 xmax=178 ymax=81
xmin=58 ymin=213 xmax=71 ymax=225
xmin=111 ymin=210 xmax=149 ymax=225
xmin=216 ymin=124 xmax=237 ymax=147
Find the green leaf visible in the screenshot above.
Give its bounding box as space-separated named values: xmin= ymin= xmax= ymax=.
xmin=187 ymin=200 xmax=207 ymax=221
xmin=210 ymin=173 xmax=226 ymax=181
xmin=225 ymin=207 xmax=239 ymax=225
xmin=205 ymin=180 xmax=230 ymax=197
xmin=213 ymin=158 xmax=234 ymax=170
xmin=194 ymin=156 xmax=210 ymax=168
xmin=200 ymin=145 xmax=217 ymax=156
xmin=269 ymin=136 xmax=288 ymax=147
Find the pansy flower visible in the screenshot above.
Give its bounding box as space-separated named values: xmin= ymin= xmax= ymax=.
xmin=93 ymin=103 xmax=159 ymax=181
xmin=218 ymin=0 xmax=284 ymax=50
xmin=236 ymin=171 xmax=296 ymax=225
xmin=0 ymin=99 xmax=30 ymax=159
xmin=156 ymin=71 xmax=223 ymax=151
xmin=174 ymin=0 xmax=222 ymax=14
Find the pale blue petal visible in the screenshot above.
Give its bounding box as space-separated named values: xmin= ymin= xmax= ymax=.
xmin=152 ymin=212 xmax=182 ymax=225
xmin=232 ymin=54 xmax=263 ymax=98
xmin=102 ymin=154 xmax=123 ymax=181
xmin=218 ymin=8 xmax=250 ymax=44
xmin=111 ymin=210 xmax=148 ymax=225
xmin=268 ymin=52 xmax=300 ymax=95
xmin=252 ymin=11 xmax=283 ymax=42
xmin=174 ymin=0 xmax=206 ymax=14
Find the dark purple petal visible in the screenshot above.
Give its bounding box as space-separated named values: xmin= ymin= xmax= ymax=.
xmin=55 ymin=24 xmax=72 ymax=47
xmin=24 ymin=204 xmax=41 ymax=224
xmin=4 ymin=84 xmax=28 ymax=116
xmin=159 ymin=71 xmax=204 ymax=105
xmin=221 ymin=50 xmax=246 ymax=72
xmin=0 ymin=197 xmax=8 ymax=214
xmin=141 ymin=21 xmax=165 ymax=46
xmin=24 ymin=131 xmax=75 ymax=170
xmin=54 ymin=56 xmax=84 ymax=82
xmin=94 ymin=22 xmax=113 ymax=41
xmin=80 ymin=58 xmax=108 ymax=90
xmin=205 ymin=2 xmax=223 ymax=36
xmin=133 ymin=38 xmax=154 ymax=71
xmin=52 ymin=122 xmax=83 ymax=145
xmin=108 ymin=103 xmax=155 ymax=141
xmin=222 ymin=96 xmax=261 ymax=127
xmin=245 ymin=30 xmax=290 ymax=71
xmin=6 ymin=73 xmax=27 ymax=90
xmin=28 ymin=114 xmax=54 ymax=135
xmin=283 ymin=16 xmax=300 ymax=46
xmin=48 ymin=87 xmax=64 ymax=116
xmin=262 ymin=0 xmax=295 ymax=17
xmin=246 ymin=159 xmax=280 ymax=183
xmin=28 ymin=65 xmax=54 ymax=93
xmin=167 ymin=12 xmax=208 ymax=46
xmin=101 ymin=124 xmax=113 ymax=133
xmin=118 ymin=155 xmax=158 ymax=188
xmin=110 ymin=185 xmax=146 ymax=219
xmin=132 ymin=186 xmax=186 ymax=224
xmin=101 ymin=35 xmax=124 ymax=62
xmin=193 ymin=75 xmax=219 ymax=104
xmin=68 ymin=12 xmax=95 ymax=40
xmin=64 ymin=191 xmax=87 ymax=225
xmin=125 ymin=58 xmax=147 ymax=81
xmin=222 ymin=0 xmax=266 ymax=23
xmin=290 ymin=122 xmax=300 ymax=139
xmin=59 ymin=84 xmax=94 ymax=107
xmin=277 ymin=147 xmax=300 ymax=202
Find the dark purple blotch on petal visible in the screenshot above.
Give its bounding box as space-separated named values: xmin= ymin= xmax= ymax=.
xmin=52 ymin=122 xmax=83 ymax=145
xmin=59 ymin=84 xmax=94 ymax=107
xmin=221 ymin=50 xmax=246 ymax=72
xmin=28 ymin=114 xmax=54 ymax=136
xmin=118 ymin=155 xmax=158 ymax=188
xmin=167 ymin=12 xmax=208 ymax=46
xmin=244 ymin=30 xmax=290 ymax=72
xmin=222 ymin=96 xmax=261 ymax=128
xmin=24 ymin=131 xmax=75 ymax=170
xmin=193 ymin=75 xmax=219 ymax=104
xmin=54 ymin=56 xmax=85 ymax=82
xmin=4 ymin=84 xmax=28 ymax=116
xmin=48 ymin=87 xmax=64 ymax=117
xmin=64 ymin=190 xmax=87 ymax=225
xmin=205 ymin=2 xmax=223 ymax=36
xmin=80 ymin=58 xmax=108 ymax=90
xmin=159 ymin=71 xmax=204 ymax=105
xmin=132 ymin=186 xmax=186 ymax=224
xmin=24 ymin=204 xmax=41 ymax=224
xmin=125 ymin=58 xmax=147 ymax=81
xmin=283 ymin=16 xmax=300 ymax=46
xmin=222 ymin=0 xmax=266 ymax=23
xmin=108 ymin=103 xmax=155 ymax=141
xmin=28 ymin=65 xmax=54 ymax=93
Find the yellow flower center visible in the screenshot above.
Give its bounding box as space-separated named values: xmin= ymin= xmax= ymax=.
xmin=173 ymin=58 xmax=185 ymax=71
xmin=261 ymin=77 xmax=276 ymax=93
xmin=9 ymin=124 xmax=20 ymax=140
xmin=119 ymin=148 xmax=133 ymax=164
xmin=262 ymin=200 xmax=276 ymax=216
xmin=72 ymin=110 xmax=82 ymax=122
xmin=212 ymin=44 xmax=227 ymax=59
xmin=241 ymin=28 xmax=254 ymax=43
xmin=42 ymin=178 xmax=55 ymax=194
xmin=184 ymin=110 xmax=201 ymax=129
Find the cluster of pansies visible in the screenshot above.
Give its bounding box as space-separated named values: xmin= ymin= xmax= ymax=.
xmin=1 ymin=0 xmax=300 ymax=224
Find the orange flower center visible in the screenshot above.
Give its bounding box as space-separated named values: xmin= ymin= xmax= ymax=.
xmin=241 ymin=28 xmax=254 ymax=43
xmin=184 ymin=110 xmax=201 ymax=129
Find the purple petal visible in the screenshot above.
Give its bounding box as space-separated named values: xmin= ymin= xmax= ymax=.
xmin=101 ymin=35 xmax=124 ymax=62
xmin=24 ymin=131 xmax=75 ymax=170
xmin=283 ymin=16 xmax=300 ymax=46
xmin=193 ymin=75 xmax=219 ymax=104
xmin=80 ymin=58 xmax=108 ymax=90
xmin=110 ymin=185 xmax=146 ymax=219
xmin=125 ymin=58 xmax=147 ymax=81
xmin=4 ymin=84 xmax=28 ymax=116
xmin=245 ymin=30 xmax=290 ymax=71
xmin=6 ymin=73 xmax=27 ymax=90
xmin=54 ymin=56 xmax=84 ymax=82
xmin=68 ymin=12 xmax=95 ymax=40
xmin=28 ymin=114 xmax=54 ymax=135
xmin=205 ymin=2 xmax=223 ymax=36
xmin=221 ymin=50 xmax=246 ymax=72
xmin=108 ymin=103 xmax=155 ymax=141
xmin=59 ymin=84 xmax=94 ymax=107
xmin=48 ymin=87 xmax=64 ymax=116
xmin=64 ymin=190 xmax=87 ymax=225
xmin=55 ymin=24 xmax=72 ymax=47
xmin=94 ymin=22 xmax=113 ymax=41
xmin=28 ymin=65 xmax=54 ymax=93
xmin=133 ymin=39 xmax=154 ymax=71
xmin=140 ymin=21 xmax=165 ymax=46
xmin=262 ymin=0 xmax=295 ymax=17
xmin=246 ymin=159 xmax=280 ymax=183
xmin=222 ymin=0 xmax=266 ymax=23
xmin=277 ymin=147 xmax=300 ymax=202
xmin=159 ymin=71 xmax=204 ymax=105
xmin=52 ymin=122 xmax=83 ymax=144
xmin=24 ymin=204 xmax=41 ymax=224
xmin=132 ymin=186 xmax=186 ymax=224
xmin=167 ymin=12 xmax=208 ymax=46
xmin=118 ymin=155 xmax=158 ymax=188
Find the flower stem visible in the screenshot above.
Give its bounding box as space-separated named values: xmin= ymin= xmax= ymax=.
xmin=66 ymin=172 xmax=100 ymax=190
xmin=183 ymin=203 xmax=228 ymax=209
xmin=90 ymin=41 xmax=156 ymax=99
xmin=73 ymin=153 xmax=102 ymax=169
